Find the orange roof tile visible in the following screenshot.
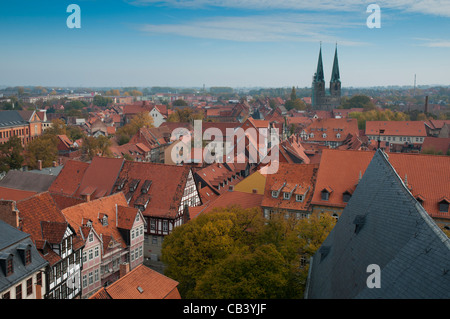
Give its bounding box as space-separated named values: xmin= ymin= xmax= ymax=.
xmin=312 ymin=149 xmax=450 ymax=219
xmin=61 ymin=192 xmax=137 ymax=249
xmin=191 ymin=191 xmax=263 ymax=219
xmin=304 ymin=118 xmax=359 ymax=142
xmin=0 ymin=186 xmax=36 ymax=201
xmin=74 ymin=157 xmax=124 ymax=199
xmin=89 ymin=264 xmax=180 ymax=299
xmin=49 ymin=160 xmax=90 ymax=196
xmin=112 ymin=161 xmax=192 ymax=219
xmin=261 ymin=163 xmax=319 ymax=212
xmin=365 ymin=121 xmax=427 ymax=137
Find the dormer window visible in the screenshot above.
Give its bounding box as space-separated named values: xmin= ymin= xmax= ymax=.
xmin=336 ymin=133 xmax=341 ymax=139
xmin=0 ymin=253 xmax=14 ymax=277
xmin=283 ymin=192 xmax=291 ymax=200
xmin=310 ymin=133 xmax=314 ymax=138
xmin=17 ymin=244 xmax=32 ymax=266
xmin=343 ymin=192 xmax=351 ymax=203
xmin=296 ymin=194 xmax=304 ymax=202
xmin=321 ymin=190 xmax=330 ymax=201
xmin=272 ymin=191 xmax=279 ymax=198
xmin=439 ymin=199 xmax=449 ymax=213
xmin=322 ymin=133 xmax=327 ymax=138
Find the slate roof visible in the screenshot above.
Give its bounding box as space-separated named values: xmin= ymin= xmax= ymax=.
xmin=0 ymin=110 xmax=28 ymax=128
xmin=0 ymin=170 xmax=57 ymax=193
xmin=0 ymin=220 xmax=48 ymax=292
xmin=305 ymin=150 xmax=450 ymax=299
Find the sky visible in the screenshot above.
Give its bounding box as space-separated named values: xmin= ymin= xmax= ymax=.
xmin=1 ymin=0 xmax=450 ymax=89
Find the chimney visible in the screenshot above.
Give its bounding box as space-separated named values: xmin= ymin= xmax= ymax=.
xmin=52 ymin=161 xmax=57 ymax=167
xmin=0 ymin=200 xmax=20 ymax=228
xmin=424 ymin=96 xmax=429 ymax=114
xmin=120 ymin=263 xmax=130 ymax=278
xmin=38 ymin=160 xmax=42 ymax=170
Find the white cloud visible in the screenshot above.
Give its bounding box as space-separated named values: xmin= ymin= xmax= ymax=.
xmin=138 ymin=13 xmax=368 ymax=45
xmin=128 ymin=0 xmax=450 ymax=17
xmin=415 ymin=37 xmax=450 ymax=47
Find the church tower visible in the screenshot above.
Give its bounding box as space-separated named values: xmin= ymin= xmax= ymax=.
xmin=311 ymin=43 xmax=342 ymax=110
xmin=330 ymin=44 xmax=341 ymax=99
xmin=311 ymin=44 xmax=325 ymax=107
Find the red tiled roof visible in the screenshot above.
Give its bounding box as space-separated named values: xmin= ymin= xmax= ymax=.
xmin=261 ymin=163 xmax=319 ymax=212
xmin=190 ymin=190 xmax=263 ymax=219
xmin=365 ymin=121 xmax=427 ymax=137
xmin=61 ymin=192 xmax=136 ymax=249
xmin=89 ymin=264 xmax=180 ymax=299
xmin=0 ymin=186 xmax=36 ymax=201
xmin=74 ymin=157 xmax=124 ymax=199
xmin=421 ymin=137 xmax=450 ymax=154
xmin=312 ymin=149 xmax=450 ymax=219
xmin=49 ymin=160 xmax=90 ymax=196
xmin=112 ymin=161 xmax=192 ymax=219
xmin=304 ymin=118 xmax=359 ymax=142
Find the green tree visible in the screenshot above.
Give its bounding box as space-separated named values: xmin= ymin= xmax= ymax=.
xmin=167 ymin=108 xmax=204 ymax=123
xmin=25 ymin=135 xmax=59 ymax=169
xmin=161 ymin=206 xmax=335 ymax=299
xmin=173 ymin=99 xmax=188 ymax=107
xmin=0 ymin=136 xmax=24 ymax=172
xmin=115 ymin=112 xmax=154 ymax=145
xmin=290 ymin=86 xmax=297 ymax=101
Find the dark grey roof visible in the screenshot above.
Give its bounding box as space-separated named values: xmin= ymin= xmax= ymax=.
xmin=0 ymin=170 xmax=57 ymax=192
xmin=0 ymin=220 xmax=48 ymax=292
xmin=0 ymin=110 xmax=27 ymax=128
xmin=305 ymin=150 xmax=450 ymax=299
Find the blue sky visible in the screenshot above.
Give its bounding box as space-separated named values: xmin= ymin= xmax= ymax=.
xmin=1 ymin=0 xmax=449 ymax=88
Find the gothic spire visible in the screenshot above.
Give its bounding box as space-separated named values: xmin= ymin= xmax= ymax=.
xmin=314 ymin=43 xmax=325 ymax=82
xmin=331 ymin=43 xmax=340 ymax=83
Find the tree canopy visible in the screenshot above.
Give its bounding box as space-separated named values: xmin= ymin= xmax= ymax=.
xmin=161 ymin=206 xmax=335 ymax=299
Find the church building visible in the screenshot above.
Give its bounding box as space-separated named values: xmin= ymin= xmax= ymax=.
xmin=311 ymin=44 xmax=341 ymax=110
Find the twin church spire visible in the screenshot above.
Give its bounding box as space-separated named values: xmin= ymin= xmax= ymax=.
xmin=314 ymin=43 xmax=340 ymax=84
xmin=312 ymin=43 xmax=341 ymax=110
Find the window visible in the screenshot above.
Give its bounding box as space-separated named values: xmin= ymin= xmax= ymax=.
xmin=6 ymin=257 xmax=13 ymax=276
xmin=36 ymin=272 xmax=42 ymax=286
xmin=131 ymin=229 xmax=135 ymax=240
xmin=2 ymin=291 xmax=10 ymax=299
xmin=343 ymin=192 xmax=351 ymax=203
xmin=16 ymin=284 xmax=22 ymax=299
xmin=439 ymin=200 xmax=449 ymax=213
xmin=88 ymin=272 xmax=93 ymax=285
xmin=27 ymin=278 xmax=33 ymax=296
xmin=296 ymin=194 xmax=303 ymax=202
xmin=25 ymin=248 xmax=32 ymax=265
xmin=322 ymin=133 xmax=327 ymax=138
xmin=94 ymin=246 xmax=99 ymax=258
xmin=94 ymin=269 xmax=99 ymax=282
xmin=321 ymin=190 xmax=330 ymax=201
xmin=88 ymin=233 xmax=94 ymax=242
xmin=152 ymin=236 xmax=158 ymax=245
xmin=83 ymin=251 xmax=87 ymax=263
xmin=163 ymin=220 xmax=168 ymax=232
xmin=272 ymin=191 xmax=278 ymax=198
xmin=88 ymin=249 xmax=93 ymax=260
xmin=150 ymin=219 xmax=156 ymax=231
xmin=283 ymin=192 xmax=290 ymax=200
xmin=82 ymin=275 xmax=87 ymax=288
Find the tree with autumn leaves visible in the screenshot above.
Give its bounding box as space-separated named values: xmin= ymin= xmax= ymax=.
xmin=161 ymin=206 xmax=335 ymax=299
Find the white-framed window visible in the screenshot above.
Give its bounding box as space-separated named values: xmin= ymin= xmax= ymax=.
xmin=82 ymin=275 xmax=87 ymax=288
xmin=283 ymin=192 xmax=290 ymax=200
xmin=83 ymin=251 xmax=87 ymax=263
xmin=131 ymin=229 xmax=135 ymax=240
xmin=88 ymin=249 xmax=93 ymax=260
xmin=94 ymin=269 xmax=99 ymax=282
xmin=150 ymin=219 xmax=156 ymax=231
xmin=163 ymin=220 xmax=168 ymax=232
xmin=296 ymin=194 xmax=303 ymax=202
xmin=272 ymin=191 xmax=278 ymax=198
xmin=88 ymin=272 xmax=93 ymax=285
xmin=88 ymin=233 xmax=94 ymax=242
xmin=94 ymin=246 xmax=99 ymax=258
